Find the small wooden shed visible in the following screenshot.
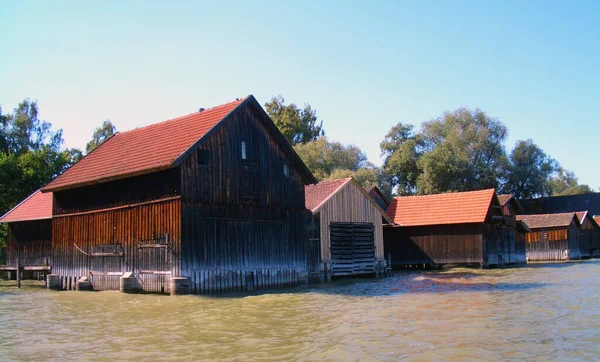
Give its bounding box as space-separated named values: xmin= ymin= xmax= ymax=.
xmin=383 ymin=189 xmax=506 ymax=268
xmin=42 ymin=95 xmax=317 ymax=294
xmin=575 ymin=211 xmax=600 ymax=258
xmin=305 ymin=177 xmax=392 ymax=278
xmin=516 ymin=213 xmax=581 ymax=262
xmin=497 ymin=194 xmax=529 ymax=265
xmin=0 ymin=190 xmax=53 ymax=279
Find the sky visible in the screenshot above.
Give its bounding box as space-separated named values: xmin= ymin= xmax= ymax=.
xmin=1 ymin=0 xmax=599 ymax=189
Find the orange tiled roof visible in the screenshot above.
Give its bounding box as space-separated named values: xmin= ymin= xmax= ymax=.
xmin=305 ymin=178 xmax=351 ymax=212
xmin=575 ymin=211 xmax=588 ymax=224
xmin=0 ymin=190 xmax=52 ymax=222
xmin=593 ymin=216 xmax=600 ymax=227
xmin=386 ymin=189 xmax=497 ymax=226
xmin=516 ymin=212 xmax=576 ymax=229
xmin=497 ymin=194 xmax=513 ymax=206
xmin=43 ymin=97 xmax=246 ymax=192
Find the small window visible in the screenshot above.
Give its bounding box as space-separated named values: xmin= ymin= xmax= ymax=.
xmin=241 ymin=141 xmax=247 ymax=160
xmin=283 ymin=163 xmax=290 ymax=178
xmin=197 ymin=149 xmax=210 ymax=166
xmin=541 ymin=231 xmax=548 ymax=241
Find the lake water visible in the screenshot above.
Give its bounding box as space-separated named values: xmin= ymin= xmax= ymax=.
xmin=2 ymin=261 xmax=600 ymax=361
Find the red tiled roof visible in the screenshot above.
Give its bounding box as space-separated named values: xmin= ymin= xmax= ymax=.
xmin=43 ymin=97 xmax=246 ymax=192
xmin=0 ymin=190 xmax=52 ymax=222
xmin=386 ymin=189 xmax=497 ymax=227
xmin=594 ymin=216 xmax=600 ymax=227
xmin=516 ymin=212 xmax=576 ymax=229
xmin=497 ymin=194 xmax=513 ymax=206
xmin=305 ymin=178 xmax=351 ymax=212
xmin=575 ymin=211 xmax=588 ymax=224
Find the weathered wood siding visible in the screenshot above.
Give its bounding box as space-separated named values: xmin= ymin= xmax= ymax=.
xmin=500 ymin=200 xmax=526 ymax=264
xmin=525 ymin=221 xmax=580 ymax=261
xmin=514 ymin=229 xmax=527 ymax=264
xmin=579 ymin=216 xmax=599 ymax=258
xmin=383 ymin=223 xmax=484 ymax=266
xmin=180 ymin=102 xmax=311 ymax=293
xmin=316 ymin=181 xmax=385 ymax=262
xmin=51 ymin=169 xmax=182 ymax=292
xmin=5 ymin=220 xmax=52 ymax=266
xmin=52 ymin=197 xmax=181 ymax=291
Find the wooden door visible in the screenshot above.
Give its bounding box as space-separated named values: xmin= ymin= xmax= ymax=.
xmin=329 ymin=222 xmax=376 ymax=276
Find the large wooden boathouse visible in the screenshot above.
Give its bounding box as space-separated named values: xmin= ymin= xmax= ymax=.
xmin=497 ymin=194 xmax=529 ymax=265
xmin=383 ymin=189 xmax=506 ymax=268
xmin=516 ymin=213 xmax=581 ymax=262
xmin=41 ymin=95 xmax=317 ymax=294
xmin=304 ymin=178 xmax=392 ymax=279
xmin=0 ymin=190 xmax=53 ymax=281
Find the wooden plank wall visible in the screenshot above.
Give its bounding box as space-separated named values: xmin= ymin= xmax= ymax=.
xmin=525 ymin=224 xmax=581 ymax=261
xmin=5 ymin=220 xmax=52 ymax=266
xmin=52 ymin=198 xmax=181 ymax=292
xmin=383 ymin=223 xmax=484 ymax=266
xmin=483 ymin=222 xmax=501 ymax=266
xmin=579 ymin=216 xmax=598 ymax=258
xmin=316 ymin=181 xmax=385 ymax=262
xmin=514 ymin=229 xmax=527 ymax=264
xmin=179 ymin=102 xmax=311 ymax=292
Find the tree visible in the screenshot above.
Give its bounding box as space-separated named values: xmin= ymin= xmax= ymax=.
xmin=0 ymin=99 xmax=82 ymax=247
xmin=547 ymin=167 xmax=594 ymax=196
xmin=380 ymin=123 xmax=424 ymax=195
xmin=294 ymin=137 xmax=392 ymax=198
xmin=86 ymin=120 xmax=116 ymax=154
xmin=501 ymin=139 xmax=557 ymax=199
xmin=265 ymin=95 xmax=324 ymax=145
xmin=381 ymin=108 xmax=508 ymax=195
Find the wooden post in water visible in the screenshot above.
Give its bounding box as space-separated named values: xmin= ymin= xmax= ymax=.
xmin=16 ymin=258 xmax=21 ymax=288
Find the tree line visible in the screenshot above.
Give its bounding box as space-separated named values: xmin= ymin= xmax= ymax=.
xmin=0 ymin=99 xmax=116 ymax=249
xmin=266 ymin=96 xmax=594 ymax=200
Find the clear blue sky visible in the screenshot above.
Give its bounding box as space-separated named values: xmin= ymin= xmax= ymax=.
xmin=1 ymin=1 xmax=598 ymax=189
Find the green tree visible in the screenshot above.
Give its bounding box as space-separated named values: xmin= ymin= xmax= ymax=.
xmin=547 ymin=167 xmax=594 ymax=196
xmin=380 ymin=108 xmax=507 ymax=195
xmin=501 ymin=139 xmax=557 ymax=199
xmin=294 ymin=137 xmax=391 ymax=198
xmin=265 ymin=95 xmax=324 ymax=145
xmin=86 ymin=119 xmax=116 ymax=154
xmin=0 ymin=99 xmax=81 ymax=247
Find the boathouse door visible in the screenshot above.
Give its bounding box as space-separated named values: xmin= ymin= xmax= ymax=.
xmin=329 ymin=222 xmax=376 ymax=276
xmin=137 ymin=235 xmax=173 ymax=293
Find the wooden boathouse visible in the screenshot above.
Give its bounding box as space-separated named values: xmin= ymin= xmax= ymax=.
xmin=383 ymin=189 xmax=506 ymax=268
xmin=41 ymin=95 xmax=317 ymax=294
xmin=304 ymin=178 xmax=392 ymax=279
xmin=0 ymin=190 xmax=53 ymax=283
xmin=575 ymin=211 xmax=600 ymax=258
xmin=516 ymin=213 xmax=581 ymax=262
xmin=497 ymin=194 xmax=529 ymax=264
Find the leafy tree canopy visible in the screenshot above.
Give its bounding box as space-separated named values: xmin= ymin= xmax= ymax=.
xmin=86 ymin=120 xmax=116 ymax=154
xmin=265 ymin=95 xmax=324 ymax=145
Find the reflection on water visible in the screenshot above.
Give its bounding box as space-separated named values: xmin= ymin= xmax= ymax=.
xmin=2 ymin=261 xmax=600 ymax=361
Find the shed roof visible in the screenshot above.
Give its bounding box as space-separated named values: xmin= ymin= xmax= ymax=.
xmin=43 ymin=95 xmax=316 ymax=192
xmin=594 ymin=216 xmax=600 ymax=227
xmin=305 ymin=177 xmax=392 ymax=223
xmin=497 ymin=194 xmax=512 ymax=206
xmin=575 ymin=211 xmax=588 ymax=224
xmin=386 ymin=189 xmax=498 ymax=227
xmin=516 ymin=212 xmax=577 ymax=229
xmin=0 ymin=190 xmax=52 ymax=223
xmin=365 ymin=186 xmax=390 ymax=206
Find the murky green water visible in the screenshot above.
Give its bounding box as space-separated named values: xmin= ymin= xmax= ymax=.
xmin=2 ymin=261 xmax=600 ymax=361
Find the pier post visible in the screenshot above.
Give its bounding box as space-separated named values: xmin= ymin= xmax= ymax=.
xmin=120 ymin=272 xmax=142 ymax=293
xmin=47 ymin=274 xmax=61 ymax=291
xmin=16 ymin=258 xmax=21 ymax=288
xmin=170 ymin=277 xmax=191 ymax=296
xmin=76 ymin=276 xmax=93 ymax=291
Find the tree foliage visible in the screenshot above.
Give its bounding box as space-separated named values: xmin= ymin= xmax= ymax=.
xmin=547 ymin=167 xmax=594 ymax=196
xmin=0 ymin=99 xmax=81 ymax=247
xmin=86 ymin=120 xmax=116 ymax=154
xmin=381 ymin=108 xmax=508 ymax=195
xmin=501 ymin=139 xmax=557 ymax=199
xmin=265 ymin=95 xmax=324 ymax=145
xmin=294 ymin=137 xmax=392 ymax=198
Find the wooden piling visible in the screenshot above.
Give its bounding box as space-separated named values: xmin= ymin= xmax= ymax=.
xmin=16 ymin=258 xmax=21 ymax=288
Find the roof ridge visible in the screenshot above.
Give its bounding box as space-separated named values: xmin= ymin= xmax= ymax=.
xmin=117 ymin=97 xmax=247 ymax=137
xmin=306 ymin=177 xmax=352 ymax=188
xmin=392 ymin=188 xmax=495 ymax=200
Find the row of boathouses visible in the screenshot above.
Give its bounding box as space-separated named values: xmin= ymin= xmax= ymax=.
xmin=1 ymin=95 xmax=599 ymax=294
